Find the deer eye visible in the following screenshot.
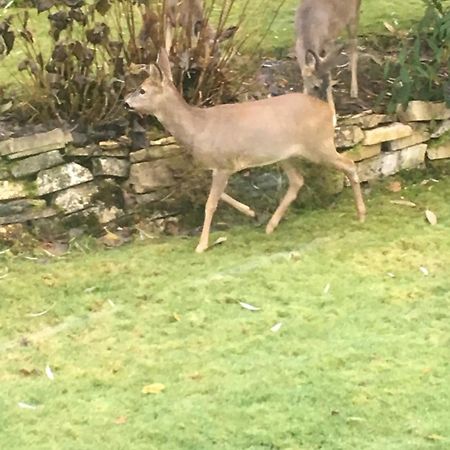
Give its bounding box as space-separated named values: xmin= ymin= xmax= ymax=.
xmin=139 ymin=88 xmax=146 ymax=95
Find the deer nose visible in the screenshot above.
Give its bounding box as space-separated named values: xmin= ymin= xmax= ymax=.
xmin=124 ymin=100 xmax=133 ymax=110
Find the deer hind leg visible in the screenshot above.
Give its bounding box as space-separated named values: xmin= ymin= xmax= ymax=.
xmin=331 ymin=153 xmax=366 ymax=222
xmin=221 ymin=193 xmax=256 ymax=218
xmin=266 ymin=161 xmax=304 ymax=234
xmin=347 ymin=22 xmax=359 ymax=98
xmin=196 ymin=170 xmax=231 ymax=253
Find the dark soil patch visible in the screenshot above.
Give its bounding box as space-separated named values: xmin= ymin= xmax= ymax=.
xmin=255 ymin=36 xmax=394 ymax=117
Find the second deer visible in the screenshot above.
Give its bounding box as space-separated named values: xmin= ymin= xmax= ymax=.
xmin=295 ymin=0 xmax=362 ymax=111
xmin=125 ymin=49 xmax=366 ymax=253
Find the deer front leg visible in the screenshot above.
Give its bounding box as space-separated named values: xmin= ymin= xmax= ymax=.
xmin=196 ymin=170 xmax=231 ymax=253
xmin=221 ymin=193 xmax=256 ymax=218
xmin=266 ymin=161 xmax=304 ymax=234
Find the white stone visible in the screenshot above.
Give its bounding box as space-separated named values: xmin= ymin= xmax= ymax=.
xmin=334 ymin=126 xmax=365 ymax=149
xmin=363 ymin=123 xmax=413 ymax=145
xmin=384 ymin=130 xmax=430 ymax=152
xmin=398 ymin=144 xmax=427 ymax=170
xmin=397 ymin=101 xmax=450 ymax=122
xmin=0 ymin=180 xmax=29 ymax=201
xmin=129 ymin=160 xmax=176 ymax=194
xmin=1 ymin=129 xmax=71 ymax=158
xmin=37 ymin=163 xmax=94 ymax=195
xmin=92 ymin=157 xmax=130 ymax=178
xmin=52 ymin=183 xmax=99 ymax=214
xmin=427 ymin=142 xmax=450 ymax=160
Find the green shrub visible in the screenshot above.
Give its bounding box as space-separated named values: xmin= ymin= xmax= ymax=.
xmin=0 ymin=0 xmax=284 ymax=125
xmin=383 ymin=0 xmax=450 ymax=111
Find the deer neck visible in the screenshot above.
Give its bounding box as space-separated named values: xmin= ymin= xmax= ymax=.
xmin=154 ymin=85 xmax=204 ymax=149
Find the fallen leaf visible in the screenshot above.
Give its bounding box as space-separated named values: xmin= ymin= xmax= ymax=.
xmin=114 ymin=416 xmax=127 ymax=425
xmin=386 ymin=272 xmax=395 ymax=278
xmin=383 ymin=21 xmax=396 ymax=33
xmin=26 ymin=304 xmax=55 ymax=317
xmin=426 ymin=434 xmax=445 ymax=441
xmin=270 ymin=322 xmax=282 ymax=332
xmin=425 ymin=209 xmax=437 ymax=225
xmin=172 ymin=312 xmax=181 ymax=322
xmin=212 ymin=236 xmax=227 ymax=247
xmin=239 ymin=302 xmax=260 ymax=311
xmin=142 ymin=383 xmax=165 ymax=394
xmin=18 ymin=402 xmax=37 ymax=410
xmin=323 ymin=283 xmax=331 ymax=294
xmin=346 ymin=416 xmax=366 ymax=423
xmin=387 ymin=181 xmax=402 ymax=192
xmin=187 ymin=372 xmax=202 ymax=380
xmin=45 ymin=365 xmax=55 ymax=381
xmin=390 ymin=200 xmax=416 ymax=207
xmin=288 ymin=251 xmax=301 ymax=261
xmin=419 ymin=266 xmax=429 ymax=276
xmin=19 ymin=367 xmax=40 ymax=377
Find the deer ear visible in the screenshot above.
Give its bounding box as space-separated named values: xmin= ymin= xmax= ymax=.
xmin=148 ymin=64 xmax=163 ymax=82
xmin=316 ymin=44 xmax=345 ymax=75
xmin=305 ymin=50 xmax=319 ymax=70
xmin=156 ymin=48 xmax=173 ymax=82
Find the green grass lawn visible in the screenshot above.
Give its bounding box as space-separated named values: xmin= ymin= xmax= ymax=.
xmin=1 ymin=170 xmax=450 ymax=449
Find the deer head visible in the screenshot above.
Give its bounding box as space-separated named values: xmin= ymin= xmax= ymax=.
xmin=124 ymin=49 xmax=174 ymax=116
xmin=301 ymin=44 xmax=344 ymax=100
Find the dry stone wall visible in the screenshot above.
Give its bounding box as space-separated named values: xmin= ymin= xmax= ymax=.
xmin=0 ymin=100 xmax=449 ymax=231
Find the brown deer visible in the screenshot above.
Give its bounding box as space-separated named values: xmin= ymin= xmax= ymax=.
xmin=295 ymin=0 xmax=362 ymax=112
xmin=124 ymin=49 xmax=366 ymax=253
xmin=164 ymin=0 xmax=212 ymax=50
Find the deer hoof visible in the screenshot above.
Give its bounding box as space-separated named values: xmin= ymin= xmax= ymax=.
xmin=265 ymin=223 xmax=275 ymax=234
xmin=195 ymin=243 xmax=208 ymax=253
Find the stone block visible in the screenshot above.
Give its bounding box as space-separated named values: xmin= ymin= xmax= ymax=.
xmin=0 ymin=168 xmax=9 ymax=180
xmin=1 ymin=129 xmax=71 ymax=159
xmin=37 ymin=163 xmax=94 ymax=195
xmin=363 ymin=123 xmax=413 ymax=145
xmin=340 ymin=113 xmax=395 ymax=129
xmin=66 ymin=145 xmax=97 ymax=157
xmin=150 ymin=136 xmax=176 ymax=146
xmin=398 ymin=144 xmax=427 ymax=170
xmin=356 ymin=152 xmax=400 ymax=182
xmin=334 ymin=126 xmax=364 ymax=149
xmin=92 ymin=157 xmax=130 ymax=178
xmin=130 ymin=144 xmax=183 ymax=163
xmin=397 ymin=101 xmax=450 ymax=122
xmin=0 ymin=180 xmax=30 ymax=201
xmin=427 ymin=142 xmax=450 ymax=160
xmin=0 ymin=199 xmax=56 ymax=225
xmin=129 ymin=160 xmax=176 ymax=194
xmin=10 ymin=150 xmax=64 ymax=178
xmin=342 ymin=144 xmax=381 ymax=162
xmin=384 ymin=130 xmax=430 ymax=152
xmin=431 ymin=121 xmax=450 ymax=139
xmin=52 ymin=182 xmax=99 ymax=214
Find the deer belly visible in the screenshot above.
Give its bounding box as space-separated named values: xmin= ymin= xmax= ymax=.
xmin=234 ymin=144 xmax=304 ymax=170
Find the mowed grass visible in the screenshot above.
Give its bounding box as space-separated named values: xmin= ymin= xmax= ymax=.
xmin=1 ymin=171 xmax=450 ymax=450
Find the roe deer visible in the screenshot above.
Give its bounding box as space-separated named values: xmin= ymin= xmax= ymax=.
xmin=157 ymin=0 xmax=237 ymax=53
xmin=124 ymin=49 xmax=366 ymax=253
xmin=295 ymin=0 xmax=362 ymax=109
